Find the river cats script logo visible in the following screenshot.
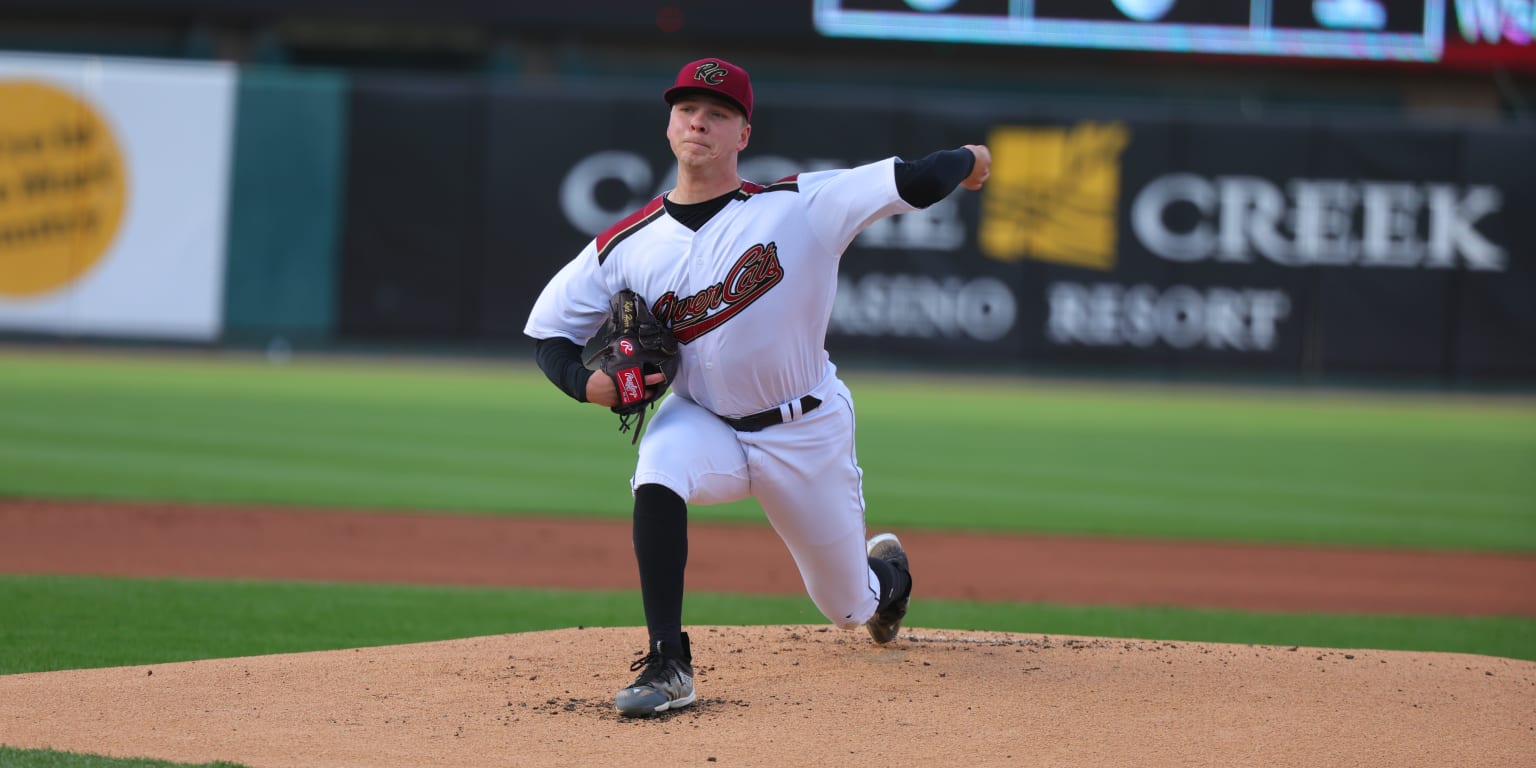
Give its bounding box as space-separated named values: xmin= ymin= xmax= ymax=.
xmin=656 ymin=241 xmax=784 ymax=344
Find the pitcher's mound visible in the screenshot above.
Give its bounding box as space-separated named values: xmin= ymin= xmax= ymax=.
xmin=2 ymin=625 xmax=1532 ymax=768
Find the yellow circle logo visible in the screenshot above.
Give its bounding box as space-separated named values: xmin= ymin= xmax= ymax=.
xmin=0 ymin=80 xmax=127 ymax=298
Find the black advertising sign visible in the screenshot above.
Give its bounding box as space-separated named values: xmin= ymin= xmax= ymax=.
xmin=966 ymin=112 xmax=1530 ymax=382
xmin=337 ymin=74 xmax=488 ymax=339
xmin=1451 ymin=127 xmax=1536 ymax=380
xmin=481 ymin=86 xmax=684 ymax=340
xmin=1006 ymin=117 xmax=1319 ymax=377
xmin=823 ymin=109 xmax=1027 ymax=364
xmin=1303 ymin=126 xmax=1464 ymax=378
xmin=821 ymin=107 xmax=1528 ymax=381
xmin=331 ymin=78 xmax=1533 ymax=383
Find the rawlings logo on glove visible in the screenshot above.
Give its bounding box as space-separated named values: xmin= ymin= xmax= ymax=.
xmin=585 ymin=289 xmax=679 ymax=444
xmin=616 ymin=367 xmax=645 ymax=406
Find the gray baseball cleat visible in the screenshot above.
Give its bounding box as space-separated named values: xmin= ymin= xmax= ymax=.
xmin=866 ymin=533 xmax=912 ymax=644
xmin=615 ymin=632 xmax=696 ymax=717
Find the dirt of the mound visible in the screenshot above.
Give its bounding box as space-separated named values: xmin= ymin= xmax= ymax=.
xmin=2 ymin=626 xmax=1532 ymax=768
xmin=4 ymin=498 xmax=1536 ymax=768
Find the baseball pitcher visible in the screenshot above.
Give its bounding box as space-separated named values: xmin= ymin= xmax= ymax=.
xmin=525 ymin=56 xmax=991 ymax=717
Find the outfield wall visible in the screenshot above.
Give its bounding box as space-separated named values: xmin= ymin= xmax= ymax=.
xmin=1 ymin=54 xmax=1531 ymax=384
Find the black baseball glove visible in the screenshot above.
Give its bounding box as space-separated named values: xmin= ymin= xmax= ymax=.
xmin=584 ymin=289 xmax=679 ymax=444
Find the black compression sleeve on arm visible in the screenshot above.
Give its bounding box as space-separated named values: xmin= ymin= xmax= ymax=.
xmin=893 ymin=148 xmax=977 ymax=209
xmin=534 ymin=336 xmax=592 ymax=403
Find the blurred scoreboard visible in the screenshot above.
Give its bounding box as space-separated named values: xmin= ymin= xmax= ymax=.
xmin=814 ymin=0 xmax=1534 ymax=68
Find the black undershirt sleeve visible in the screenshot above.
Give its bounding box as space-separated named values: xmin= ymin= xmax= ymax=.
xmin=893 ymin=148 xmax=976 ymax=209
xmin=534 ymin=336 xmax=592 ymax=403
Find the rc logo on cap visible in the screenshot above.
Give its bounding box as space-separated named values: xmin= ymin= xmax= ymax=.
xmin=665 ymin=57 xmax=753 ymax=120
xmin=694 ymin=61 xmax=728 ymax=85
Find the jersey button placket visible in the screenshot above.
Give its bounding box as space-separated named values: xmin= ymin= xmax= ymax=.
xmin=706 ymin=362 xmax=721 ymax=411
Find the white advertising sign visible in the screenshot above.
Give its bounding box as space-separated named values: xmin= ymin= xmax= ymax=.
xmin=0 ymin=52 xmax=236 ymax=340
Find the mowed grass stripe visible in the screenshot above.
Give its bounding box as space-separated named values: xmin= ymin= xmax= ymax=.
xmin=0 ymin=747 xmax=249 ymax=768
xmin=0 ymin=362 xmax=637 ymax=513
xmin=0 ymin=351 xmax=1531 ymax=549
xmin=2 ymin=575 xmax=1532 ymax=676
xmin=858 ymin=384 xmax=1534 ymax=547
xmin=0 ymin=385 xmax=590 ymax=460
xmin=0 ymin=404 xmax=603 ymax=482
xmin=860 ymin=487 xmax=1520 ymax=548
xmin=867 ymin=376 xmax=1534 ymax=436
xmin=14 ymin=400 xmax=1513 ymax=530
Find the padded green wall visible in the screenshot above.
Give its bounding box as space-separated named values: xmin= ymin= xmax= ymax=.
xmin=223 ymin=67 xmax=349 ymax=341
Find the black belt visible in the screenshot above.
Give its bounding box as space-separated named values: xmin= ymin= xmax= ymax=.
xmin=721 ymin=396 xmax=822 ymax=432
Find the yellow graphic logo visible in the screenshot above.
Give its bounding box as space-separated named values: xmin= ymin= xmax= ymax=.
xmin=0 ymin=80 xmax=127 ymax=298
xmin=979 ymin=122 xmax=1128 ymax=270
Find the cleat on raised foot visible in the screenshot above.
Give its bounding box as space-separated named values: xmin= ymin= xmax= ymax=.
xmin=615 ymin=632 xmax=695 ymax=717
xmin=866 ymin=533 xmax=911 ymax=644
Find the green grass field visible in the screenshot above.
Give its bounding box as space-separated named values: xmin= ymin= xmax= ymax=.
xmin=5 ymin=574 xmax=1531 ymax=676
xmin=3 ymin=350 xmax=1532 ymax=549
xmin=1 ymin=349 xmax=1533 ymax=768
xmin=0 ymin=748 xmax=245 ymax=768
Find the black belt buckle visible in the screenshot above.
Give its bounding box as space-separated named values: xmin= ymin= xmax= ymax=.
xmin=723 ymin=395 xmax=822 ymax=432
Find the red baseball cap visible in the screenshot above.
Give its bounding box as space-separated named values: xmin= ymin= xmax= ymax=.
xmin=663 ymin=58 xmax=753 ymax=121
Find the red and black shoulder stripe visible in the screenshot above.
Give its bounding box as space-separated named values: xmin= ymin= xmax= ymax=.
xmin=596 ymin=197 xmax=667 ymax=265
xmin=736 ymin=175 xmax=800 ymax=198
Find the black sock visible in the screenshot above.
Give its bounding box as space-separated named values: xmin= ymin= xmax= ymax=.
xmin=633 ymin=483 xmax=687 ymax=651
xmin=868 ymin=555 xmax=911 ymax=612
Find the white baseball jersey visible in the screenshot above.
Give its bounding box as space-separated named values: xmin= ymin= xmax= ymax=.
xmin=526 ymin=156 xmax=918 ymax=631
xmin=525 ymin=157 xmax=914 ymax=418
